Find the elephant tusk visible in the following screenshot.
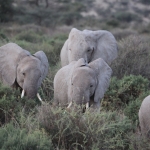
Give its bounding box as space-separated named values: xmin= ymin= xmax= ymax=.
xmin=86 ymin=102 xmax=89 ymax=109
xmin=37 ymin=93 xmax=43 ymax=102
xmin=67 ymin=101 xmax=72 ymax=108
xmin=21 ymin=89 xmax=25 ymax=98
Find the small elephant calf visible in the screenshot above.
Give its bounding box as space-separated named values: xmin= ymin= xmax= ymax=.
xmin=139 ymin=95 xmax=150 ymax=137
xmin=53 ymin=58 xmax=112 ymax=112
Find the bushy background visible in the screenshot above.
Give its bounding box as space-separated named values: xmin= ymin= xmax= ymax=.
xmin=1 ymin=0 xmax=150 ymax=149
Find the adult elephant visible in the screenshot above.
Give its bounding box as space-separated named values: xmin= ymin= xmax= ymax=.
xmin=60 ymin=28 xmax=118 ymax=67
xmin=139 ymin=95 xmax=150 ymax=137
xmin=0 ymin=43 xmax=49 ymax=102
xmin=53 ymin=58 xmax=112 ymax=112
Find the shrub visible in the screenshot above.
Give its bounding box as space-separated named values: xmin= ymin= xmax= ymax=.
xmin=111 ymin=35 xmax=150 ymax=80
xmin=0 ymin=0 xmax=14 ymax=22
xmin=124 ymin=91 xmax=150 ymax=124
xmin=140 ymin=0 xmax=150 ymax=4
xmin=15 ymin=30 xmax=44 ymax=43
xmin=113 ymin=11 xmax=140 ymax=23
xmin=112 ymin=29 xmax=137 ymax=40
xmin=0 ymin=82 xmax=38 ymax=124
xmin=106 ymin=19 xmax=120 ymax=27
xmin=37 ymin=104 xmax=134 ymax=150
xmin=102 ymin=75 xmax=149 ymax=111
xmin=0 ymin=31 xmax=9 ymax=42
xmin=0 ymin=123 xmax=54 ymax=150
xmin=14 ymin=33 xmax=67 ymax=65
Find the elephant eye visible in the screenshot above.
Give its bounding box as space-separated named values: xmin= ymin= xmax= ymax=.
xmin=22 ymin=73 xmax=25 ymax=76
xmin=87 ymin=49 xmax=91 ymax=52
xmin=71 ymin=83 xmax=73 ymax=85
xmin=90 ymin=85 xmax=93 ymax=87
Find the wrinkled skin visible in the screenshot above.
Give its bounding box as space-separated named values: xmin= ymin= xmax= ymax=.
xmin=139 ymin=95 xmax=150 ymax=137
xmin=61 ymin=28 xmax=118 ymax=67
xmin=54 ymin=58 xmax=112 ymax=112
xmin=0 ymin=43 xmax=49 ymax=99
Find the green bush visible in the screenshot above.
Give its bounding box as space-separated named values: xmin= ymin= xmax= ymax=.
xmin=0 ymin=0 xmax=14 ymax=22
xmin=140 ymin=0 xmax=150 ymax=4
xmin=102 ymin=75 xmax=149 ymax=111
xmin=14 ymin=33 xmax=67 ymax=65
xmin=113 ymin=11 xmax=140 ymax=23
xmin=106 ymin=19 xmax=120 ymax=27
xmin=0 ymin=123 xmax=54 ymax=150
xmin=124 ymin=91 xmax=150 ymax=124
xmin=0 ymin=82 xmax=38 ymax=124
xmin=15 ymin=30 xmax=44 ymax=43
xmin=37 ymin=104 xmax=134 ymax=150
xmin=111 ymin=35 xmax=150 ymax=80
xmin=0 ymin=31 xmax=9 ymax=42
xmin=112 ymin=29 xmax=137 ymax=40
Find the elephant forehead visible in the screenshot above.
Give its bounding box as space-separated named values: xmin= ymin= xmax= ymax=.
xmin=18 ymin=58 xmax=41 ymax=72
xmin=73 ymin=67 xmax=95 ymax=81
xmin=69 ymin=35 xmax=87 ymax=46
xmin=21 ymin=57 xmax=40 ymax=66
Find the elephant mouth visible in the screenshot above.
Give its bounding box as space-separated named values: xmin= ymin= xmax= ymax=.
xmin=21 ymin=89 xmax=43 ymax=103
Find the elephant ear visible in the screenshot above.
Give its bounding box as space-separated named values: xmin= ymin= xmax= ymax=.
xmin=60 ymin=39 xmax=69 ymax=67
xmin=0 ymin=43 xmax=25 ymax=86
xmin=60 ymin=28 xmax=81 ymax=67
xmin=89 ymin=58 xmax=112 ymax=103
xmin=83 ymin=30 xmax=118 ymax=65
xmin=33 ymin=51 xmax=49 ymax=79
xmin=74 ymin=58 xmax=87 ymax=68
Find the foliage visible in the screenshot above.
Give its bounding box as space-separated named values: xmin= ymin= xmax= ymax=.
xmin=111 ymin=35 xmax=150 ymax=80
xmin=0 ymin=0 xmax=14 ymax=22
xmin=15 ymin=30 xmax=44 ymax=43
xmin=124 ymin=91 xmax=150 ymax=124
xmin=106 ymin=19 xmax=120 ymax=27
xmin=140 ymin=0 xmax=150 ymax=4
xmin=102 ymin=75 xmax=149 ymax=111
xmin=0 ymin=31 xmax=9 ymax=42
xmin=113 ymin=11 xmax=140 ymax=23
xmin=0 ymin=123 xmax=54 ymax=150
xmin=38 ymin=104 xmax=134 ymax=150
xmin=0 ymin=82 xmax=38 ymax=124
xmin=14 ymin=31 xmax=67 ymax=65
xmin=13 ymin=1 xmax=85 ymax=26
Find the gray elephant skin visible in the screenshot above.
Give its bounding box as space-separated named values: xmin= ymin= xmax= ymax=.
xmin=53 ymin=58 xmax=112 ymax=111
xmin=0 ymin=43 xmax=49 ymax=99
xmin=139 ymin=95 xmax=150 ymax=137
xmin=60 ymin=28 xmax=118 ymax=67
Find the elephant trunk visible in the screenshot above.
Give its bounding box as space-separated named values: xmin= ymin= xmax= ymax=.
xmin=26 ymin=88 xmax=37 ymax=98
xmin=71 ymin=88 xmax=90 ymax=106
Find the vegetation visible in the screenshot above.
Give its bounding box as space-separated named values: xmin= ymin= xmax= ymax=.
xmin=0 ymin=0 xmax=14 ymax=22
xmin=1 ymin=0 xmax=150 ymax=149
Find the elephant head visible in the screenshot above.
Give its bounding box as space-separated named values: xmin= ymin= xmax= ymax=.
xmin=60 ymin=28 xmax=118 ymax=67
xmin=54 ymin=58 xmax=112 ymax=111
xmin=0 ymin=43 xmax=49 ymax=100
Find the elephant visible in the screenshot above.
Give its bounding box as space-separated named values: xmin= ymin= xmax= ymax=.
xmin=53 ymin=58 xmax=112 ymax=112
xmin=139 ymin=95 xmax=150 ymax=137
xmin=60 ymin=28 xmax=118 ymax=67
xmin=0 ymin=43 xmax=49 ymax=101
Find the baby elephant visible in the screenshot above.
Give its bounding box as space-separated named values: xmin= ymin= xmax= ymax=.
xmin=53 ymin=58 xmax=112 ymax=112
xmin=139 ymin=95 xmax=150 ymax=137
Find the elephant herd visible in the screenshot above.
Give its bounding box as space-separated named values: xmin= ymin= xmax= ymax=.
xmin=0 ymin=28 xmax=149 ymax=137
